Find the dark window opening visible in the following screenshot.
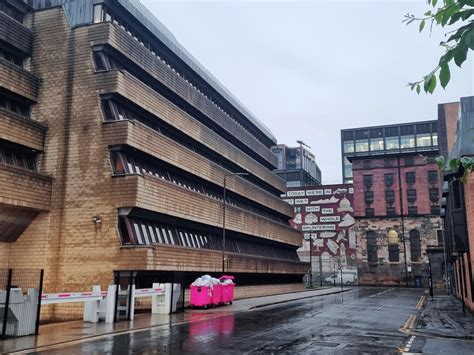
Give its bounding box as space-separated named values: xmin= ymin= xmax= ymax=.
xmin=428 ymin=170 xmax=438 ymax=184
xmin=388 ymin=244 xmax=399 ymax=262
xmin=386 ymin=207 xmax=396 ymax=217
xmin=406 ymin=171 xmax=416 ymax=184
xmin=385 ymin=190 xmax=395 ymax=203
xmin=0 ymin=48 xmax=24 ymax=67
xmin=365 ymin=208 xmax=375 ymax=217
xmin=407 ymin=189 xmax=417 ymax=203
xmin=363 ymin=160 xmax=372 ymax=169
xmin=367 ymin=231 xmax=377 ymax=263
xmin=431 ymin=205 xmax=440 ymax=215
xmin=410 ymin=229 xmax=421 ymax=262
xmin=0 ymin=0 xmax=24 ymax=23
xmin=365 ymin=191 xmax=374 ymax=204
xmin=429 ymin=188 xmax=439 ymax=202
xmin=408 ymin=206 xmax=418 ymax=216
xmin=364 ymin=174 xmax=373 ymax=188
xmin=0 ymin=94 xmax=30 ymax=118
xmin=384 ymin=159 xmax=393 ymax=167
xmin=384 ymin=173 xmax=394 ymax=187
xmin=0 ymin=144 xmax=37 ymax=171
xmin=342 ymin=131 xmax=354 ymax=141
xmin=405 ymin=157 xmax=414 ymax=166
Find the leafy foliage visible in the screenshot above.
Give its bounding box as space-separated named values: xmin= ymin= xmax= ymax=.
xmin=436 ymin=155 xmax=474 ymax=182
xmin=404 ymin=0 xmax=474 ymax=94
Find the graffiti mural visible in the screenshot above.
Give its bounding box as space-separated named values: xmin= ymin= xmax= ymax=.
xmin=283 ymin=184 xmax=355 ymax=270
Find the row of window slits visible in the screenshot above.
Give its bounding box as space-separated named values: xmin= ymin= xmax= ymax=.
xmin=101 ymin=99 xmax=278 ymax=196
xmin=0 ymin=95 xmax=30 ymax=118
xmin=0 ymin=48 xmax=23 ymax=67
xmin=111 ymin=151 xmax=288 ymax=225
xmin=120 ymin=217 xmax=298 ymax=261
xmin=0 ymin=0 xmax=24 ymax=23
xmin=0 ymin=145 xmax=36 ymax=170
xmin=366 ymin=230 xmax=421 ymax=263
xmin=91 ymin=7 xmax=264 ymax=145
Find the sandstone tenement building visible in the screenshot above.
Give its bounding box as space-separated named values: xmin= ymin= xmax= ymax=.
xmin=0 ymin=0 xmax=307 ymax=320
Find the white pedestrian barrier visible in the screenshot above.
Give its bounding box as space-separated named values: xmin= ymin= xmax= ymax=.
xmin=40 ymin=283 xmax=180 ymax=323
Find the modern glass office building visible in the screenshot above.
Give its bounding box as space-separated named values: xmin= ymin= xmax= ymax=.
xmin=341 ymin=120 xmax=439 ymax=183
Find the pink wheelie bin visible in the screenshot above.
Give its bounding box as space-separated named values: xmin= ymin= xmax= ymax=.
xmin=189 ymin=285 xmax=212 ymax=308
xmin=219 ymin=275 xmax=235 ymax=305
xmin=211 ymin=284 xmax=222 ymax=306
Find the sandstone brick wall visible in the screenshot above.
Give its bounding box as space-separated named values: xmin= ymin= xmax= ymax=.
xmin=354 ymin=216 xmax=441 ymax=285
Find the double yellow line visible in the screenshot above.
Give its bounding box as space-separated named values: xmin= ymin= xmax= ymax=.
xmin=416 ymin=295 xmax=426 ymax=310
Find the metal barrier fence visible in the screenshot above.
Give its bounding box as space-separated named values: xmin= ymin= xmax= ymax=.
xmin=0 ymin=268 xmax=43 ymax=338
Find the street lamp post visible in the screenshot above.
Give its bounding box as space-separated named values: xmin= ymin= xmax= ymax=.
xmin=222 ymin=172 xmax=248 ymax=273
xmin=397 ymin=157 xmax=409 ymax=287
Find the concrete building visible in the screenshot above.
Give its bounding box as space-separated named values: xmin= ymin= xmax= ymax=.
xmin=283 ymin=184 xmax=355 ymax=284
xmin=441 ymin=96 xmax=474 ymax=311
xmin=0 ymin=0 xmax=307 ymax=320
xmin=342 ymin=122 xmax=443 ymax=286
xmin=271 ymin=143 xmax=322 ymax=187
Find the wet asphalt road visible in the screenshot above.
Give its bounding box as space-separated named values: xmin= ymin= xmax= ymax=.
xmin=34 ymin=287 xmax=425 ymax=354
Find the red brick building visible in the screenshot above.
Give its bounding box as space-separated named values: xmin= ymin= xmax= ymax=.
xmin=342 ymin=121 xmax=443 ymax=286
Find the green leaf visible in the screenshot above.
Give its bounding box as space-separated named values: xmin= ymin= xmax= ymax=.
xmin=448 ymin=11 xmax=464 ymax=25
xmin=449 ymin=158 xmax=460 ymax=172
xmin=419 ymin=19 xmax=426 ymax=32
xmin=436 ymin=156 xmax=446 ymax=171
xmin=416 ymin=84 xmax=421 ymax=94
xmin=441 ymin=5 xmax=461 ymax=27
xmin=439 ymin=62 xmax=451 ymax=88
xmin=460 ymin=0 xmax=474 ymax=7
xmin=424 ymin=10 xmax=432 ymax=16
xmin=466 ymin=29 xmax=474 ymax=49
xmin=432 ymin=0 xmax=438 ymax=7
xmin=454 ymin=45 xmax=468 ymax=67
xmin=424 ymin=74 xmax=437 ymax=94
xmin=461 ymin=9 xmax=474 ymax=20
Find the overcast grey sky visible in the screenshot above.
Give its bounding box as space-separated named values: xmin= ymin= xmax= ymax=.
xmin=142 ymin=0 xmax=473 ymax=183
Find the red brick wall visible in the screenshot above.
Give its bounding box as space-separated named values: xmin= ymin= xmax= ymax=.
xmin=352 ymin=155 xmax=440 ymax=217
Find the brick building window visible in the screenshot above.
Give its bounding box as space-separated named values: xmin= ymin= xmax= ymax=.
xmin=363 ymin=160 xmax=372 ymax=169
xmin=406 ymin=172 xmax=416 ymax=184
xmin=367 ymin=231 xmax=378 ymax=263
xmin=408 ymin=206 xmax=418 ymax=215
xmin=428 ymin=170 xmax=438 ymax=183
xmin=384 ymin=159 xmax=393 ymax=167
xmin=388 ymin=244 xmax=399 ymax=262
xmin=385 ymin=190 xmax=395 ymax=203
xmin=365 ymin=208 xmax=375 ymax=217
xmin=384 ymin=173 xmax=394 ymax=187
xmin=407 ymin=189 xmax=417 ymax=202
xmin=364 ymin=175 xmax=373 ymax=188
xmin=429 ymin=188 xmax=439 ymax=202
xmin=365 ymin=191 xmax=374 ymax=204
xmin=431 ymin=205 xmax=440 ymax=215
xmin=410 ymin=230 xmax=421 ymax=262
xmin=405 ymin=157 xmax=414 ymax=166
xmin=386 ymin=207 xmax=396 ymax=217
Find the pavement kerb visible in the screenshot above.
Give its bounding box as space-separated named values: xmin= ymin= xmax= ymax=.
xmin=5 ymin=287 xmax=351 ymax=354
xmin=249 ymin=288 xmax=354 ymax=310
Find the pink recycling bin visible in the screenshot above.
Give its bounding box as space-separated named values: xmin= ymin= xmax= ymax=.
xmin=189 ymin=285 xmax=212 ymax=308
xmin=219 ymin=275 xmax=235 ymax=305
